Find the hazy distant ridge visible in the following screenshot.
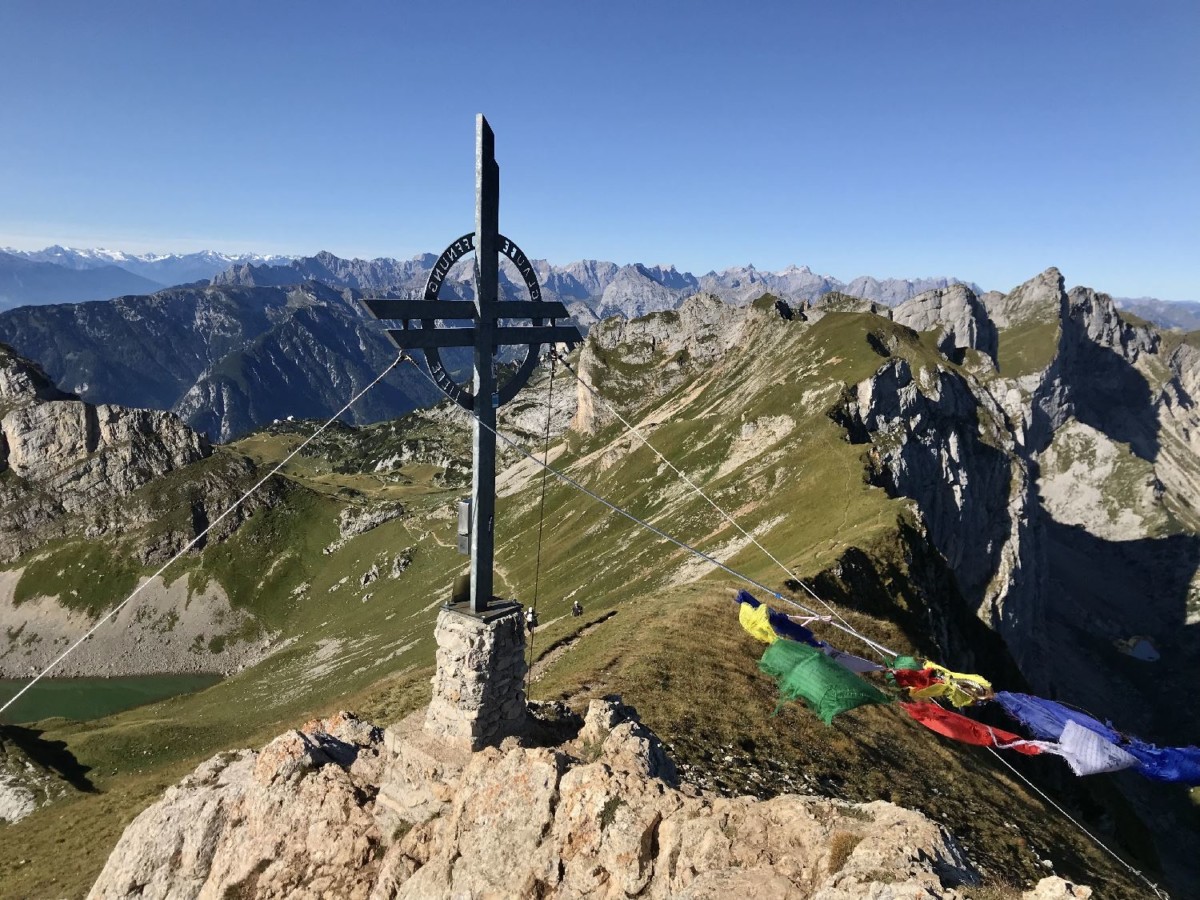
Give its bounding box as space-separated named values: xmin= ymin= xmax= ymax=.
xmin=0 ymin=247 xmax=293 ymax=308
xmin=216 ymin=250 xmax=982 ymax=323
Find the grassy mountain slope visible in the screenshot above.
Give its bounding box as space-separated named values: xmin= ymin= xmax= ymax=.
xmin=0 ymin=299 xmax=1177 ymax=897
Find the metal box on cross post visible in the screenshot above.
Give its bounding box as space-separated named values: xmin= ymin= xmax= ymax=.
xmin=362 ymin=114 xmax=581 ymax=618
xmin=457 ymin=497 xmax=472 ymax=556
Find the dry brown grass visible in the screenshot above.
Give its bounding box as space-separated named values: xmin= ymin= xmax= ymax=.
xmin=826 ymin=830 xmax=863 ymax=874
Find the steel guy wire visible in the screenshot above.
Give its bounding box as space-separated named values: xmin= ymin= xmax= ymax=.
xmin=986 ymin=748 xmax=1170 ymax=899
xmin=400 ymin=353 xmax=898 ymax=660
xmin=526 ymin=352 xmax=558 ymax=690
xmin=551 ymin=350 xmax=889 ymax=657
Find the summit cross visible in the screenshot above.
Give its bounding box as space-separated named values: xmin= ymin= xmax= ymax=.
xmin=363 ymin=114 xmax=581 ymax=613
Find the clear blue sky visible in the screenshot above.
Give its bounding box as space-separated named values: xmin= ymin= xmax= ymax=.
xmin=1 ymin=0 xmax=1196 ymax=298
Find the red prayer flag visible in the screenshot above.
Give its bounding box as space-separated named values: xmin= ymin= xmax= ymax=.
xmin=893 ymin=669 xmax=941 ymax=690
xmin=901 ymin=702 xmax=1042 ymax=756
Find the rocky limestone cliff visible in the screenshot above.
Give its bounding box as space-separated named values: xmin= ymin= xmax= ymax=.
xmin=834 ymin=267 xmax=1200 ymax=892
xmin=836 ymin=355 xmax=1044 ymax=681
xmin=983 ymin=269 xmax=1064 ymax=331
xmin=891 ymin=284 xmax=999 ymax=364
xmin=0 ymin=343 xmax=212 ymax=562
xmin=0 ymin=343 xmax=75 ymax=412
xmin=3 ymin=402 xmax=207 ymax=510
xmin=88 ymin=700 xmax=1086 ymax=900
xmin=571 ymin=293 xmax=749 ymax=434
xmin=1158 ymin=340 xmax=1200 ymax=530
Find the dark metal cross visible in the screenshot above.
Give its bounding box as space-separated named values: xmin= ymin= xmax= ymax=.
xmin=363 ymin=114 xmax=581 ymax=613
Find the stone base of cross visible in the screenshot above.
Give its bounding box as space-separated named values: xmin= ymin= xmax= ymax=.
xmin=363 ymin=115 xmax=578 ymax=750
xmin=423 ymin=601 xmax=526 ymax=750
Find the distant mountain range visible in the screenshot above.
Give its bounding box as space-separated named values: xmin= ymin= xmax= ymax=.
xmin=216 ymin=251 xmax=982 ymax=325
xmin=0 ymin=247 xmax=292 ymax=309
xmin=1116 ymin=296 xmax=1200 ymax=331
xmin=0 ymin=251 xmax=163 ymax=309
xmin=6 ymin=245 xmax=1198 ymax=333
xmin=1 ymin=246 xmax=1197 ymax=443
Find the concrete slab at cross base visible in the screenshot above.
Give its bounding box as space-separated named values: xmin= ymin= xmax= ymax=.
xmin=423 ymin=602 xmax=528 ymax=751
xmin=375 ymin=711 xmax=472 ymax=830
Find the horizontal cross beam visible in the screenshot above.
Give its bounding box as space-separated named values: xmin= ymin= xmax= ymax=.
xmin=385 ymin=324 xmax=582 ymax=350
xmin=365 ymin=298 xmax=570 ymax=321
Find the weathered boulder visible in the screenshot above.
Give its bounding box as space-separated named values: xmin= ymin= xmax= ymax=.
xmin=89 ymin=699 xmax=1010 ymax=899
xmin=1022 ymin=875 xmax=1095 ymax=899
xmin=88 ymin=713 xmax=385 ymax=900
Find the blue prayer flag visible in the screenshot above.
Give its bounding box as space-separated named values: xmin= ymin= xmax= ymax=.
xmin=993 ymin=692 xmax=1120 ymax=743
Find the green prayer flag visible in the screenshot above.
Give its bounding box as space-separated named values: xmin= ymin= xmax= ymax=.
xmin=759 ymin=640 xmax=890 ymax=724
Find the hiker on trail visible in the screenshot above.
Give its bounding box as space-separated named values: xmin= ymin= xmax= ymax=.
xmin=525 ymin=606 xmax=538 ymax=634
xmin=572 ymin=600 xmax=583 ymax=617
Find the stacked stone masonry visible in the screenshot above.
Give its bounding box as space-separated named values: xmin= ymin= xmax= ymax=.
xmin=423 ymin=605 xmax=528 ymax=751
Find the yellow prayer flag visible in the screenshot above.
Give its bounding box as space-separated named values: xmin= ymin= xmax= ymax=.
xmin=920 ymin=662 xmax=992 ymax=707
xmin=739 ymin=602 xmax=778 ymax=644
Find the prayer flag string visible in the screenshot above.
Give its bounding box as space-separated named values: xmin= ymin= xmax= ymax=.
xmin=733 ymin=590 xmax=1200 ymax=786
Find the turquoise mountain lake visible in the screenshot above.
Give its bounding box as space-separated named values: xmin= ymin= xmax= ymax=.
xmin=0 ymin=674 xmax=221 ymax=724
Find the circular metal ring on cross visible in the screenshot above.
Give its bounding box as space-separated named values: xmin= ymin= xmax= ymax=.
xmin=420 ymin=232 xmax=548 ymax=411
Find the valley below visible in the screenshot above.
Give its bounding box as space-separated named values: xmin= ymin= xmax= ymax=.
xmin=1 ymin=269 xmax=1198 ymax=898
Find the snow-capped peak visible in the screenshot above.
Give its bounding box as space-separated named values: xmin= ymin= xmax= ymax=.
xmin=2 ymin=246 xmax=295 ymax=286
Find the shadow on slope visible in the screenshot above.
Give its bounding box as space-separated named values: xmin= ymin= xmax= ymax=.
xmin=1040 ymin=516 xmax=1200 ymax=896
xmin=1058 ymin=309 xmax=1160 ymax=462
xmin=1042 ymin=518 xmax=1200 ymax=744
xmin=1 ymin=723 xmax=95 ymax=793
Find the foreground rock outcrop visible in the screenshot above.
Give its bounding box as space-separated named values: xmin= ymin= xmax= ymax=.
xmin=87 ymin=699 xmax=1078 ymax=900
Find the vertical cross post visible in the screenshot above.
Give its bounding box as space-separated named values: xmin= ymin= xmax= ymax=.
xmin=471 ymin=114 xmax=499 ymax=613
